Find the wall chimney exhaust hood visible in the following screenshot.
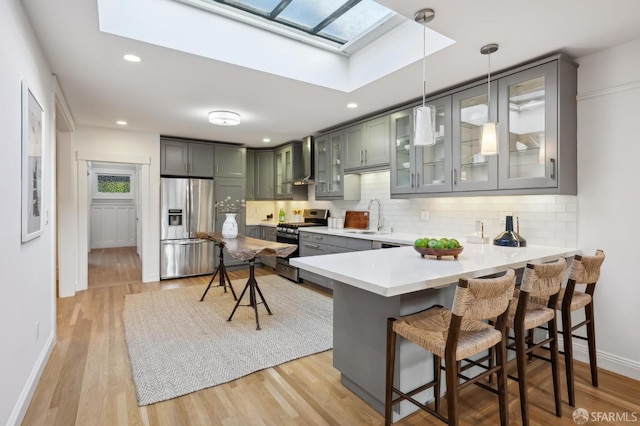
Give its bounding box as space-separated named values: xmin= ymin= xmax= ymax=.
xmin=293 ymin=136 xmax=314 ymax=185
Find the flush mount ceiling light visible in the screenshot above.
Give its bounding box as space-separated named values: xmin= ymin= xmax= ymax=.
xmin=123 ymin=54 xmax=142 ymax=63
xmin=413 ymin=8 xmax=437 ymax=146
xmin=262 ymin=138 xmax=271 ymax=143
xmin=208 ymin=110 xmax=241 ymax=126
xmin=480 ymin=43 xmax=499 ymax=156
xmin=347 ymin=103 xmax=358 ymax=109
xmin=116 ymin=120 xmax=128 ymax=126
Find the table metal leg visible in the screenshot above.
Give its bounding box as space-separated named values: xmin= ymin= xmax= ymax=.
xmin=227 ymin=258 xmax=272 ymax=330
xmin=200 ymin=243 xmax=237 ymax=301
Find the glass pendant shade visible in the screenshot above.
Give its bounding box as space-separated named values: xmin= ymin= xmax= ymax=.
xmin=480 ymin=122 xmax=498 ymax=155
xmin=414 ymin=105 xmax=436 ymax=146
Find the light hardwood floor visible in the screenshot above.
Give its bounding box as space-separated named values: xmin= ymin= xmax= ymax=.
xmin=88 ymin=247 xmax=142 ymax=288
xmin=23 ymin=254 xmax=640 ymax=425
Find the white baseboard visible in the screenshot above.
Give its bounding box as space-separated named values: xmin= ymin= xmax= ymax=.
xmin=143 ymin=272 xmax=160 ymax=283
xmin=558 ymin=336 xmax=640 ymax=381
xmin=7 ymin=333 xmax=56 ymax=426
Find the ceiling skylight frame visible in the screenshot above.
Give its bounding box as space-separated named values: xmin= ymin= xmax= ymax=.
xmin=173 ymin=0 xmax=400 ymax=56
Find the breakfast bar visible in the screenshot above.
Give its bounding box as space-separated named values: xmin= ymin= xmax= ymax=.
xmin=290 ymin=243 xmax=579 ymax=422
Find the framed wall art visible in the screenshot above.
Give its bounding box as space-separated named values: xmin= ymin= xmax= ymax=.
xmin=21 ymin=80 xmax=44 ymax=242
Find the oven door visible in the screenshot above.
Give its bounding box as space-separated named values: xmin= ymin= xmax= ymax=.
xmin=275 ymin=232 xmax=300 ymax=282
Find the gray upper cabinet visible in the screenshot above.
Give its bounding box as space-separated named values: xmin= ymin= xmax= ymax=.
xmin=390 ymin=96 xmax=452 ymax=195
xmin=344 ymin=116 xmax=390 ymax=172
xmin=497 ymin=59 xmax=576 ymax=194
xmin=215 ymin=145 xmax=246 ymax=178
xmin=274 ymin=142 xmax=305 ymax=200
xmin=160 ymin=138 xmax=214 ymax=178
xmin=315 ymin=131 xmax=360 ymax=200
xmin=255 ymin=150 xmax=274 ymax=199
xmin=390 ymin=54 xmax=576 ymax=198
xmin=246 ymin=149 xmax=255 ymax=200
xmin=452 ymin=83 xmax=499 ymax=192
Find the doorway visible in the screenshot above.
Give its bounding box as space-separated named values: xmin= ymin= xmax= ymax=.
xmin=87 ymin=161 xmax=142 ymax=287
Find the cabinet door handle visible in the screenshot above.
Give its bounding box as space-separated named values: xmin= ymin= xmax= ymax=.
xmin=305 ymin=243 xmax=320 ymax=249
xmin=314 ymin=236 xmax=323 ymax=240
xmin=417 ymin=172 xmax=421 ymax=186
xmin=364 ymin=149 xmax=368 ymax=164
xmin=360 ymin=150 xmax=363 ymax=164
xmin=550 ymin=158 xmax=556 ymax=180
xmin=410 ymin=173 xmax=414 ymax=188
xmin=452 ymin=168 xmax=457 ymax=185
xmin=216 ymin=164 xmax=219 ymax=175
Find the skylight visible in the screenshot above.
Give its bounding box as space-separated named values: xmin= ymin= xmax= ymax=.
xmin=192 ymin=0 xmax=398 ymax=54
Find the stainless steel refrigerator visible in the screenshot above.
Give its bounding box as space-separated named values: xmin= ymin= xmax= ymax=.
xmin=160 ymin=177 xmax=216 ymax=279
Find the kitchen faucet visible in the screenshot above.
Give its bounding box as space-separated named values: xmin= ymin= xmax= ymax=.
xmin=367 ymin=198 xmax=384 ymax=231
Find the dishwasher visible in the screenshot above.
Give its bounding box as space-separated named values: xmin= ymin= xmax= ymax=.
xmin=371 ymin=241 xmax=406 ymax=249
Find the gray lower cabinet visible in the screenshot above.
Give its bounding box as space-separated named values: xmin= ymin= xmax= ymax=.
xmin=245 ymin=225 xmax=260 ymax=239
xmin=260 ymin=226 xmax=277 ymax=269
xmin=298 ymin=232 xmax=372 ymax=289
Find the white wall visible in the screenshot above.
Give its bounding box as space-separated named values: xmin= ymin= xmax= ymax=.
xmin=0 ymin=0 xmax=56 ymax=424
xmin=574 ymin=38 xmax=640 ymax=379
xmin=71 ymin=126 xmax=160 ymax=285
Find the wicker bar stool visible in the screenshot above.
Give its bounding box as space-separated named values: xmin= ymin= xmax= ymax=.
xmin=506 ymin=258 xmax=566 ymax=426
xmin=385 ymin=269 xmax=516 ymax=426
xmin=530 ymin=250 xmax=605 ymax=407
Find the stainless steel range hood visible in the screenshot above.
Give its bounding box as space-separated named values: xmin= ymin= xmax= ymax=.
xmin=293 ymin=136 xmax=314 ymax=185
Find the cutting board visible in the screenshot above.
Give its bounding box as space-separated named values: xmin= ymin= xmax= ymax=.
xmin=344 ymin=211 xmax=369 ymax=229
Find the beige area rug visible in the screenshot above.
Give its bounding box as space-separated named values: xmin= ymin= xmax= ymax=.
xmin=122 ymin=275 xmax=333 ymax=406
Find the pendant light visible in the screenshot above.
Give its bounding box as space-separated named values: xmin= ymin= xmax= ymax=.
xmin=480 ymin=43 xmax=499 ymax=155
xmin=413 ymin=8 xmax=436 ymax=146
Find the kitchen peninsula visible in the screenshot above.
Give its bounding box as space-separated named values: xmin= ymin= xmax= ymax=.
xmin=290 ymin=243 xmax=579 ymax=421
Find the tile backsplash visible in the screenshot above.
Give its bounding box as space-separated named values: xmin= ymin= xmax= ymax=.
xmin=247 ymin=170 xmax=577 ymax=247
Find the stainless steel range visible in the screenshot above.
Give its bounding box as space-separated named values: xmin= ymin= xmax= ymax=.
xmin=275 ymin=208 xmax=329 ymax=282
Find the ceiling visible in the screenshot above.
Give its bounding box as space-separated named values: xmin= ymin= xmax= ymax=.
xmin=20 ymin=0 xmax=640 ymax=148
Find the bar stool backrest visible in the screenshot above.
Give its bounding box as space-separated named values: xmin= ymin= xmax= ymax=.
xmin=520 ymin=258 xmax=566 ymax=306
xmin=570 ymin=250 xmax=605 ymax=285
xmin=452 ymin=269 xmax=516 ymax=320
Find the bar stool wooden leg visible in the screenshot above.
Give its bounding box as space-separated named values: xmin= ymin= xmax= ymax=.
xmin=562 ymin=307 xmax=576 ymax=407
xmin=515 ymin=325 xmax=530 ymax=426
xmin=444 ymin=352 xmax=460 ymax=426
xmin=433 ymin=354 xmax=441 ymax=414
xmin=585 ymin=300 xmax=599 ymax=387
xmin=384 ymin=319 xmax=397 ymax=426
xmin=549 ymin=315 xmax=563 ymax=417
xmin=495 ymin=335 xmax=509 ymax=426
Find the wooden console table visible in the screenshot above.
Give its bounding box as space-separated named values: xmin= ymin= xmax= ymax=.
xmin=196 ymin=232 xmax=297 ymax=330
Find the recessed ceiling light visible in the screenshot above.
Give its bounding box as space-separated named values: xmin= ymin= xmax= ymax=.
xmin=262 ymin=138 xmax=271 ymax=143
xmin=116 ymin=120 xmax=128 ymax=126
xmin=347 ymin=103 xmax=358 ymax=109
xmin=123 ymin=54 xmax=142 ymax=63
xmin=208 ymin=111 xmax=241 ymax=126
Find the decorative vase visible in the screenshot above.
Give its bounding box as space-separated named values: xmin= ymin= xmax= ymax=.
xmin=221 ymin=213 xmax=238 ymax=238
xmin=493 ymin=215 xmax=526 ymax=247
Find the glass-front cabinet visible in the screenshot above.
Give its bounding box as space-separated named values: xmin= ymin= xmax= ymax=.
xmin=315 ymin=131 xmax=344 ymax=198
xmin=390 ymin=96 xmax=451 ymax=195
xmin=498 ymin=61 xmax=558 ymax=190
xmin=274 ymin=145 xmax=292 ymax=199
xmin=452 ymin=83 xmax=499 ymax=192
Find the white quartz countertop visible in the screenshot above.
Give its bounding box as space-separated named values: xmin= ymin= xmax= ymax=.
xmin=246 ymin=221 xmax=278 ymax=227
xmin=290 ymin=243 xmax=579 ymax=297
